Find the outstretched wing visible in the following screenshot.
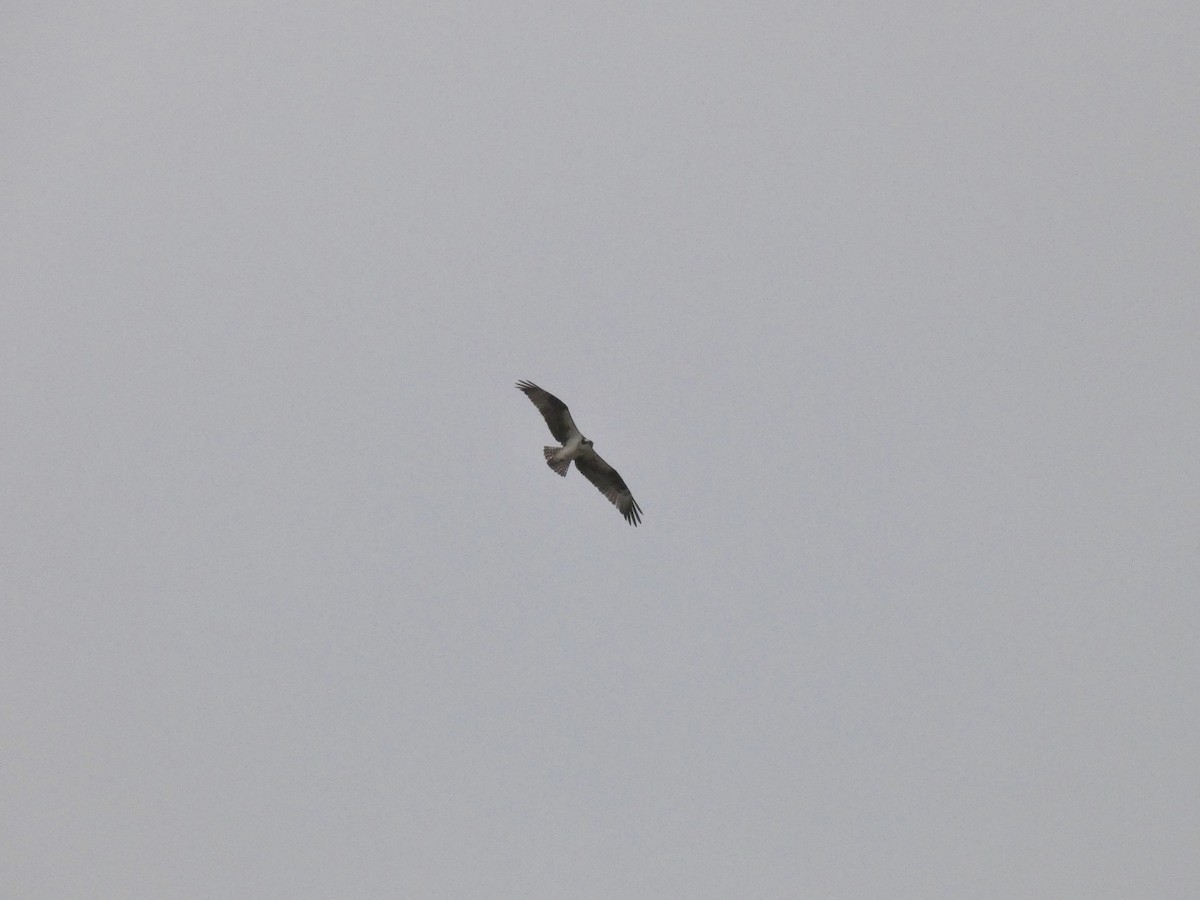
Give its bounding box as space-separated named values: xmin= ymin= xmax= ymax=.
xmin=516 ymin=380 xmax=580 ymax=444
xmin=575 ymin=449 xmax=643 ymax=526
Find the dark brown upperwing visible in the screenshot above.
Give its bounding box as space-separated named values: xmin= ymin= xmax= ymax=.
xmin=575 ymin=450 xmax=643 ymax=526
xmin=516 ymin=380 xmax=579 ymax=444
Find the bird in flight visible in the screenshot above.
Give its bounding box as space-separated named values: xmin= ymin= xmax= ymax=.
xmin=516 ymin=380 xmax=643 ymax=526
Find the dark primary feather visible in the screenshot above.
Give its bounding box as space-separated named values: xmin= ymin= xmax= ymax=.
xmin=515 ymin=380 xmax=578 ymax=444
xmin=575 ymin=450 xmax=643 ymax=526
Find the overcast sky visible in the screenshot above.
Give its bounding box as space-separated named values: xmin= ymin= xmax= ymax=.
xmin=4 ymin=3 xmax=1198 ymax=897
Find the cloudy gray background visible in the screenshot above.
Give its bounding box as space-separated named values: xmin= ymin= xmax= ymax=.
xmin=4 ymin=3 xmax=1197 ymax=897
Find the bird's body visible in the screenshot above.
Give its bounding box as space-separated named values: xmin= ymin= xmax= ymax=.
xmin=544 ymin=432 xmax=587 ymax=475
xmin=516 ymin=380 xmax=643 ymax=526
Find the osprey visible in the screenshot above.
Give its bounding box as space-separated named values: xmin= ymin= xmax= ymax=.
xmin=516 ymin=380 xmax=643 ymax=526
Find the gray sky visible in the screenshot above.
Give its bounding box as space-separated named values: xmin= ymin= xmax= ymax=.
xmin=4 ymin=3 xmax=1198 ymax=897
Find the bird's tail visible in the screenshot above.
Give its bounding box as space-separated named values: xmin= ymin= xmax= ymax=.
xmin=544 ymin=447 xmax=571 ymax=477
